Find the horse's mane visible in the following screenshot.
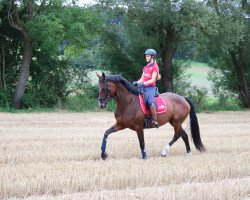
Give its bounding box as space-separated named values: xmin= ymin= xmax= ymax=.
xmin=106 ymin=75 xmax=139 ymax=95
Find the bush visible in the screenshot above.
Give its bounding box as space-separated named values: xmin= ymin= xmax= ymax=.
xmin=64 ymin=95 xmax=98 ymax=112
xmin=188 ymin=86 xmax=208 ymax=112
xmin=203 ymin=97 xmax=242 ymax=111
xmin=0 ymin=89 xmax=12 ymax=107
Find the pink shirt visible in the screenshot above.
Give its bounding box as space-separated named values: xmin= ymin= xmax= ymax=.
xmin=142 ymin=63 xmax=159 ymax=86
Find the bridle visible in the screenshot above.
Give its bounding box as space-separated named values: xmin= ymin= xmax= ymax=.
xmin=98 ymin=81 xmax=112 ymax=103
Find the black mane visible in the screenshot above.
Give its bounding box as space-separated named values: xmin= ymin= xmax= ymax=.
xmin=106 ymin=75 xmax=139 ymax=95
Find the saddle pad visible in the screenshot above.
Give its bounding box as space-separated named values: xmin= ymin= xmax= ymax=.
xmin=139 ymin=95 xmax=167 ymax=115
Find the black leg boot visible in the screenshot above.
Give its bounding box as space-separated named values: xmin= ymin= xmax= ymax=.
xmin=149 ymin=105 xmax=159 ymax=128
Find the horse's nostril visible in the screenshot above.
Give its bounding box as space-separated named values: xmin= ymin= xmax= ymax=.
xmin=99 ymin=104 xmax=106 ymax=109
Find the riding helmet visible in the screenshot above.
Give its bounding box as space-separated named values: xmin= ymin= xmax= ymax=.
xmin=144 ymin=49 xmax=157 ymax=57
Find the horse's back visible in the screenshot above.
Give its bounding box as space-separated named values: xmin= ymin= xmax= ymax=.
xmin=159 ymin=92 xmax=190 ymax=124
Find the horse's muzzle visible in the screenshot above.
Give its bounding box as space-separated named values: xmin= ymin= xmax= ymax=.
xmin=99 ymin=104 xmax=106 ymax=109
xmin=98 ymin=100 xmax=107 ymax=109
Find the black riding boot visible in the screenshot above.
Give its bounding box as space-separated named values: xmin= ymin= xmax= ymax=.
xmin=149 ymin=105 xmax=159 ymax=128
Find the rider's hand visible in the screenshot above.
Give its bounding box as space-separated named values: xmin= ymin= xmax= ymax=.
xmin=132 ymin=81 xmax=138 ymax=87
xmin=137 ymin=82 xmax=145 ymax=88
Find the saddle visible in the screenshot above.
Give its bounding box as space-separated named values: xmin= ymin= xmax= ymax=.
xmin=140 ymin=87 xmax=159 ymax=108
xmin=138 ymin=87 xmax=167 ymax=128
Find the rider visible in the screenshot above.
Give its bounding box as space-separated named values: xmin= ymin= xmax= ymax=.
xmin=133 ymin=49 xmax=160 ymax=128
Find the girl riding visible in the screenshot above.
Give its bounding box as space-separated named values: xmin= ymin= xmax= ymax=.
xmin=133 ymin=49 xmax=160 ymax=128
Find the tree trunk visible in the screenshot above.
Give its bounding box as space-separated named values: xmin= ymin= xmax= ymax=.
xmin=230 ymin=50 xmax=249 ymax=108
xmin=9 ymin=0 xmax=34 ymax=108
xmin=162 ymin=24 xmax=177 ymax=92
xmin=13 ymin=34 xmax=33 ymax=108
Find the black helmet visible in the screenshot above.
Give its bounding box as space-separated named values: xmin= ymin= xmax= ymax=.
xmin=144 ymin=49 xmax=157 ymax=57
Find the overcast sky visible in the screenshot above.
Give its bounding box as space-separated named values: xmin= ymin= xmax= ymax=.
xmin=77 ymin=0 xmax=96 ymax=6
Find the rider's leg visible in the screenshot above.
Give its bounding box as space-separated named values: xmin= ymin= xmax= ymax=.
xmin=149 ymin=105 xmax=159 ymax=128
xmin=145 ymin=86 xmax=159 ymax=128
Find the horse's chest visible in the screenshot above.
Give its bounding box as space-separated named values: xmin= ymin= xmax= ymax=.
xmin=115 ymin=112 xmax=134 ymax=125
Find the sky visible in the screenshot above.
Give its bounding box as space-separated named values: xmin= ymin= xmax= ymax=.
xmin=77 ymin=0 xmax=96 ymax=6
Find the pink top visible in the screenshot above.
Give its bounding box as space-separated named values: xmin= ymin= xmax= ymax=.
xmin=142 ymin=63 xmax=159 ymax=86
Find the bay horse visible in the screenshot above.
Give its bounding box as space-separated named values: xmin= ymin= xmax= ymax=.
xmin=97 ymin=73 xmax=205 ymax=159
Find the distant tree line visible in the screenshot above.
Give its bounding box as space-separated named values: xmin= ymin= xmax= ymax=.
xmin=0 ymin=0 xmax=249 ymax=109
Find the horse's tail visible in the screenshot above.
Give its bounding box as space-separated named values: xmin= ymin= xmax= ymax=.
xmin=185 ymin=97 xmax=206 ymax=152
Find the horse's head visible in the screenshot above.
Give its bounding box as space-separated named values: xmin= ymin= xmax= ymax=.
xmin=97 ymin=72 xmax=113 ymax=109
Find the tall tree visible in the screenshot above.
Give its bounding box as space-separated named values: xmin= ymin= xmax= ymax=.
xmin=205 ymin=0 xmax=250 ymax=107
xmin=97 ymin=0 xmax=214 ymax=92
xmin=8 ymin=0 xmax=34 ymax=108
xmin=2 ymin=0 xmax=99 ymax=108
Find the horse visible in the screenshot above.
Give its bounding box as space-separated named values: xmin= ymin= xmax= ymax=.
xmin=97 ymin=72 xmax=205 ymax=159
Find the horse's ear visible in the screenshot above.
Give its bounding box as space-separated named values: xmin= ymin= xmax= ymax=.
xmin=96 ymin=72 xmax=101 ymax=78
xmin=102 ymin=72 xmax=106 ymax=80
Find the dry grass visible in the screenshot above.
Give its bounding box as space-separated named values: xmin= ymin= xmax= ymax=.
xmin=0 ymin=111 xmax=249 ymax=199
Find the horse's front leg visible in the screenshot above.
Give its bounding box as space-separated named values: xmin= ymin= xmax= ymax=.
xmin=101 ymin=123 xmax=124 ymax=160
xmin=136 ymin=130 xmax=147 ymax=159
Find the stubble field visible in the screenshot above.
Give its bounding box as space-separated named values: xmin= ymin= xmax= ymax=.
xmin=0 ymin=111 xmax=249 ymax=199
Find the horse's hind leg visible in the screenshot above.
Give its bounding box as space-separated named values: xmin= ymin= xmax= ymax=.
xmin=161 ymin=124 xmax=181 ymax=157
xmin=180 ymin=128 xmax=191 ymax=155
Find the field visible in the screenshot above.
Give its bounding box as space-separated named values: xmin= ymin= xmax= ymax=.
xmin=185 ymin=62 xmax=213 ymax=96
xmin=0 ymin=111 xmax=249 ymax=199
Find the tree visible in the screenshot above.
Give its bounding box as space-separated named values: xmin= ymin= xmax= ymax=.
xmin=2 ymin=0 xmax=100 ymax=108
xmin=0 ymin=1 xmax=22 ymax=107
xmin=97 ymin=0 xmax=214 ymax=92
xmin=7 ymin=0 xmax=34 ymax=108
xmin=204 ymin=0 xmax=250 ymax=107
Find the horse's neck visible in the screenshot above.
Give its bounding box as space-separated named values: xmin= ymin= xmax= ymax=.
xmin=115 ymin=83 xmax=137 ymax=110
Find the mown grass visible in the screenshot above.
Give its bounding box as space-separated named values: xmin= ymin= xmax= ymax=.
xmin=0 ymin=111 xmax=249 ymax=199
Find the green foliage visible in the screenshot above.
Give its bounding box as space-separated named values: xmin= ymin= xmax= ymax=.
xmin=200 ymin=1 xmax=250 ymax=107
xmin=201 ymin=97 xmax=242 ymax=112
xmin=0 ymin=88 xmax=12 ymax=107
xmin=171 ymin=60 xmax=192 ymax=95
xmin=1 ymin=0 xmax=249 ymax=111
xmin=208 ymin=68 xmax=237 ymax=98
xmin=188 ymin=86 xmax=208 ymax=111
xmin=96 ymin=0 xmax=218 ymax=91
xmin=64 ymin=95 xmax=98 ymax=112
xmin=64 ymin=84 xmax=99 ymax=112
xmin=26 ymin=6 xmax=100 ymax=57
xmin=0 ymin=1 xmax=101 ymax=109
xmin=26 ymin=13 xmax=64 ymax=55
xmin=95 ymin=4 xmax=162 ymax=82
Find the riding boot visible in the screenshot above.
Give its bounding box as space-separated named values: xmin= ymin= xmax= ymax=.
xmin=149 ymin=105 xmax=159 ymax=128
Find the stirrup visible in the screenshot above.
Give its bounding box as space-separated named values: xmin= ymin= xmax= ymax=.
xmin=152 ymin=121 xmax=159 ymax=128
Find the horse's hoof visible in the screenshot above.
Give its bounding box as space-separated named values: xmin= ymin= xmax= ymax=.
xmin=161 ymin=145 xmax=170 ymax=157
xmin=142 ymin=155 xmax=147 ymax=160
xmin=101 ymin=152 xmax=108 ymax=160
xmin=187 ymin=151 xmax=192 ymax=156
xmin=160 ymin=149 xmax=169 ymax=157
xmin=160 ymin=153 xmax=167 ymax=157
